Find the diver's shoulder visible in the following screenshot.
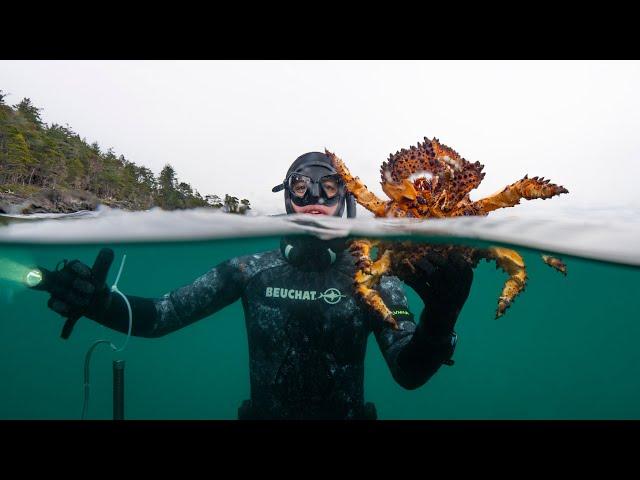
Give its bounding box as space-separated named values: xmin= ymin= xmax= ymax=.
xmin=377 ymin=275 xmax=409 ymax=307
xmin=227 ymin=249 xmax=286 ymax=275
xmin=378 ymin=275 xmax=405 ymax=293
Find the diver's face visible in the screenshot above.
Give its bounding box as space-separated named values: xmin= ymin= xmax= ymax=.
xmin=287 ymin=166 xmax=342 ymax=216
xmin=291 ymin=202 xmax=339 ymax=215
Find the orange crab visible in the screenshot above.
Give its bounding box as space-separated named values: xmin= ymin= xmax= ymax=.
xmin=327 ymin=137 xmax=569 ymax=328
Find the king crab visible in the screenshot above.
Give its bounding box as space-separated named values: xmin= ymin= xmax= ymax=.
xmin=327 ymin=137 xmax=569 ymax=328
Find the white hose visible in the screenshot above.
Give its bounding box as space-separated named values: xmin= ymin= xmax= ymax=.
xmin=110 ymin=254 xmax=132 ymax=353
xmin=81 ymin=254 xmax=133 ymax=420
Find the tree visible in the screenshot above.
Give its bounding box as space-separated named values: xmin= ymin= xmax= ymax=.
xmin=158 ymin=164 xmax=177 ymax=191
xmin=157 ymin=164 xmax=182 ymax=209
xmin=40 ymin=140 xmax=67 ymax=189
xmin=4 ymin=130 xmax=36 ymax=184
xmin=177 ymin=182 xmax=193 ymax=198
xmin=0 ymin=97 xmax=253 ymax=212
xmin=15 ymin=98 xmax=44 ymax=129
xmin=205 ymin=194 xmax=223 ymax=208
xmin=224 ymin=194 xmax=240 ymax=213
xmin=239 ymin=198 xmax=251 ymax=214
xmin=135 ymin=166 xmax=157 ymax=207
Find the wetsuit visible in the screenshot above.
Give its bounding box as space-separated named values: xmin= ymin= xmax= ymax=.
xmin=90 ymin=239 xmax=457 ymax=420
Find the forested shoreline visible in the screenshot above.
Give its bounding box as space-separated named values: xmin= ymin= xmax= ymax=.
xmin=0 ymin=91 xmax=251 ymax=214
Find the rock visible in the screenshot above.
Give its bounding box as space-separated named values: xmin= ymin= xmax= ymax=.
xmin=0 ymin=192 xmax=29 ymax=215
xmin=0 ymin=188 xmax=101 ymax=215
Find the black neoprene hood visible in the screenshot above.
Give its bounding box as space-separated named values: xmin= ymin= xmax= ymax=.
xmin=272 ymin=151 xmax=356 ymax=217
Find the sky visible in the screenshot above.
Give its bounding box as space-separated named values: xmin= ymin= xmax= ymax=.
xmin=1 ymin=60 xmax=639 ymax=216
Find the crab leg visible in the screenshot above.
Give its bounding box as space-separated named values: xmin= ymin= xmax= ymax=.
xmin=541 ymin=254 xmax=567 ymax=276
xmin=326 ymin=149 xmax=388 ymax=217
xmin=349 ymin=239 xmax=398 ymax=329
xmin=472 ymin=175 xmax=569 ymax=214
xmin=478 ymin=246 xmax=528 ymax=318
xmin=349 ymin=238 xmax=375 ymax=272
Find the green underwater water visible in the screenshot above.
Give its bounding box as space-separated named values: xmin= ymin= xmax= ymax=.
xmin=0 ymin=235 xmax=639 ymax=420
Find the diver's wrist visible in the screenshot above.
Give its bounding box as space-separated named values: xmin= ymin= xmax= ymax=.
xmin=422 ymin=326 xmax=458 ymax=366
xmin=413 ymin=318 xmax=458 ymax=367
xmin=423 ymin=330 xmax=458 ymax=347
xmin=425 ymin=302 xmax=460 ymax=326
xmin=417 ymin=307 xmax=457 ymax=339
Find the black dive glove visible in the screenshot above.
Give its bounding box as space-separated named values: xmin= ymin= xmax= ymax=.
xmin=33 ymin=248 xmax=158 ymax=338
xmin=43 ymin=250 xmax=115 ymax=326
xmin=403 ymin=249 xmax=474 ymax=337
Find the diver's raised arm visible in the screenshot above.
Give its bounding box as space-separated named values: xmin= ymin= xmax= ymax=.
xmin=41 ymin=254 xmax=252 ymax=338
xmin=373 ymin=252 xmax=473 ymax=390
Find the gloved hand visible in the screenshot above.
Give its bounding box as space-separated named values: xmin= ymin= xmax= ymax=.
xmin=46 ymin=257 xmax=113 ymax=322
xmin=403 ymin=249 xmax=474 ymax=336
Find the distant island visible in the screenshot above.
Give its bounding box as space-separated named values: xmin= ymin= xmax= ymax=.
xmin=0 ymin=90 xmax=251 ymax=215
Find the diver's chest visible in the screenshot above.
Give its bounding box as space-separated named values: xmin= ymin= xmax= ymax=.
xmin=245 ymin=272 xmax=368 ymax=339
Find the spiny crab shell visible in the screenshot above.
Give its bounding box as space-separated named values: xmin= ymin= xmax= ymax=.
xmin=327 ymin=137 xmax=569 ymax=328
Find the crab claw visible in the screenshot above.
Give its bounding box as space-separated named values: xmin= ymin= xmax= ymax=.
xmin=496 ymin=297 xmax=511 ymax=319
xmin=474 ymin=176 xmax=569 ymax=213
xmin=476 ymin=247 xmax=528 ymax=320
xmin=541 ymin=254 xmax=568 ymax=276
xmin=519 ymin=176 xmax=569 ymax=200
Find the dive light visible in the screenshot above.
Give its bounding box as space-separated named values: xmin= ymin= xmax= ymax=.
xmin=24 ymin=266 xmax=54 ymax=291
xmin=26 ymin=248 xmax=115 ymax=340
xmin=24 ymin=269 xmax=44 ymax=288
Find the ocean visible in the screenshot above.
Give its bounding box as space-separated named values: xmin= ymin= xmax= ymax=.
xmin=0 ymin=208 xmax=638 ymax=419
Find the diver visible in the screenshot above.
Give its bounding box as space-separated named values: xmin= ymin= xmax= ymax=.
xmin=40 ymin=152 xmax=474 ymax=420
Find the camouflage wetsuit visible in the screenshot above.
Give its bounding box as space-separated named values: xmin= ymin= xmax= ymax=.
xmin=92 ymin=239 xmax=457 ymax=420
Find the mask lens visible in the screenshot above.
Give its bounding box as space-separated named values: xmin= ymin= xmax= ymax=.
xmin=289 ymin=175 xmax=311 ymax=198
xmin=320 ymin=176 xmax=340 ymax=199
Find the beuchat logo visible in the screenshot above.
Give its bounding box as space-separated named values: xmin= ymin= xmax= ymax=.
xmin=265 ymin=287 xmax=347 ymax=305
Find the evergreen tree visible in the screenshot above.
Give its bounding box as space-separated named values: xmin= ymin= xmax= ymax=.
xmin=5 ymin=130 xmax=36 ymax=184
xmin=177 ymin=182 xmax=193 ymax=198
xmin=0 ymin=97 xmax=252 ymax=212
xmin=158 ymin=164 xmax=177 ymax=190
xmin=15 ymin=98 xmax=44 ymax=129
xmin=157 ymin=164 xmax=182 ymax=209
xmin=239 ymin=198 xmax=251 ymax=214
xmin=224 ymin=194 xmax=240 ymax=213
xmin=205 ymin=194 xmax=223 ymax=208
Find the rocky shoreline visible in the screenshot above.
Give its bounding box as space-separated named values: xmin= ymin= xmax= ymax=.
xmin=0 ymin=188 xmax=136 ymax=215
